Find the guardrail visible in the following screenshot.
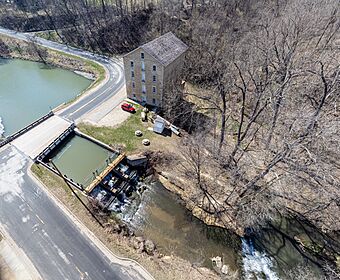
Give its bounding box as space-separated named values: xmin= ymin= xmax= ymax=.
xmin=36 ymin=123 xmax=75 ymax=162
xmin=36 ymin=159 xmax=84 ymax=191
xmin=0 ymin=111 xmax=54 ymax=148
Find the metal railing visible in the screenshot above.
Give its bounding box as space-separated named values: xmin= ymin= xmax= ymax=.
xmin=0 ymin=111 xmax=54 ymax=148
xmin=36 ymin=123 xmax=75 ymax=162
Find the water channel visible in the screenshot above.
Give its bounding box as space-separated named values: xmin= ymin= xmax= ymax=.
xmin=0 ymin=58 xmax=91 ymax=136
xmin=47 ymin=134 xmax=115 ymax=187
xmin=0 ymin=58 xmax=325 ymax=279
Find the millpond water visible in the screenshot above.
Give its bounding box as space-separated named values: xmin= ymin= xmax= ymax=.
xmin=0 ymin=58 xmax=91 ymax=136
xmin=47 ymin=135 xmax=115 ymax=187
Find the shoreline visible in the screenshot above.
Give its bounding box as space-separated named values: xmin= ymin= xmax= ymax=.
xmin=0 ymin=33 xmax=107 ymax=112
xmin=30 ymin=163 xmax=221 ymax=280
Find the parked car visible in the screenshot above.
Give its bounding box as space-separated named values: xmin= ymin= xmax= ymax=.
xmin=121 ymin=103 xmax=135 ymax=113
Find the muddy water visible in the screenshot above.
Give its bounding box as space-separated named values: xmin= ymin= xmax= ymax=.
xmin=126 ymin=181 xmax=323 ymax=279
xmin=48 ymin=135 xmax=115 ymax=186
xmin=47 ymin=134 xmax=324 ymax=278
xmin=129 ymin=181 xmax=240 ymax=270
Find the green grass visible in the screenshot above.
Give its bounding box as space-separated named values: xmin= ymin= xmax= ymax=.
xmin=78 ymin=105 xmax=155 ymax=153
xmin=35 ymin=30 xmax=62 ymax=43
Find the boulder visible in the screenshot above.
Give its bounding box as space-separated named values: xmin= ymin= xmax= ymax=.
xmin=132 ymin=237 xmax=144 ymax=253
xmin=112 ymin=224 xmax=122 ymax=233
xmin=211 ymin=256 xmax=223 ymax=269
xmin=136 ymin=236 xmax=145 ymax=243
xmin=144 ymin=239 xmax=156 ymax=255
xmin=161 ymin=256 xmax=172 ymax=262
xmin=221 ymin=265 xmax=229 ymax=275
xmin=132 ymin=238 xmax=141 ymax=250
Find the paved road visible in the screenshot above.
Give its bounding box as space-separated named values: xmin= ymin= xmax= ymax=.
xmin=0 ymin=27 xmax=125 ymax=121
xmin=0 ymin=146 xmax=145 ymax=280
xmin=0 ymin=29 xmax=152 ymax=279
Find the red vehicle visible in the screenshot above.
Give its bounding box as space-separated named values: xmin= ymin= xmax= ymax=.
xmin=121 ymin=103 xmax=135 ymax=113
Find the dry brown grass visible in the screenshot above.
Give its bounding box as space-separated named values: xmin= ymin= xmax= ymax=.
xmin=31 ymin=164 xmax=219 ymax=280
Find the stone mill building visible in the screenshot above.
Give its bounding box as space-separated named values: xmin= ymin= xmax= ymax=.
xmin=123 ymin=32 xmax=188 ymax=107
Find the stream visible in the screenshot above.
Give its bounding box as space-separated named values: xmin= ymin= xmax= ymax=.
xmin=119 ymin=181 xmax=323 ymax=279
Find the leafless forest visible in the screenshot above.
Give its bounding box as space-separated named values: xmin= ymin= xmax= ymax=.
xmin=0 ymin=0 xmax=339 ymax=277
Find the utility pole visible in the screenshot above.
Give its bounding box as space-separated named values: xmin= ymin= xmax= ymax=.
xmin=49 ymin=160 xmax=104 ymax=228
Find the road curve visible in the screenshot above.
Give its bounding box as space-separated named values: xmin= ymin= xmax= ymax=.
xmin=0 ymin=28 xmax=153 ymax=280
xmin=0 ymin=27 xmax=125 ymax=121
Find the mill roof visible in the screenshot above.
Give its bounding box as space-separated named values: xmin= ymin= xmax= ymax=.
xmin=141 ymin=32 xmax=188 ymax=66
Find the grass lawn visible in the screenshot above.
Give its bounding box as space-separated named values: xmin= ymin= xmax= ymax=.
xmin=31 ymin=164 xmax=74 ymax=196
xmin=78 ymin=105 xmax=156 ymax=153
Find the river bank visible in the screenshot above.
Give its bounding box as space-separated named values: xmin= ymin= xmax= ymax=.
xmin=30 ymin=163 xmax=221 ymax=280
xmin=77 ymin=111 xmax=340 ymax=279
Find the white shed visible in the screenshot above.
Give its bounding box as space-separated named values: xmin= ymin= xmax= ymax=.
xmin=153 ymin=116 xmax=165 ymax=134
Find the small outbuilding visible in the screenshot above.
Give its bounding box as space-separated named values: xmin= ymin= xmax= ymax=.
xmin=153 ymin=116 xmax=165 ymax=134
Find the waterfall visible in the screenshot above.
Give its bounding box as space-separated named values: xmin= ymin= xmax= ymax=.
xmin=241 ymin=237 xmax=279 ymax=280
xmin=0 ymin=117 xmax=5 ymax=138
xmin=108 ymin=182 xmax=147 ymax=224
xmin=126 ymin=183 xmax=152 ymax=228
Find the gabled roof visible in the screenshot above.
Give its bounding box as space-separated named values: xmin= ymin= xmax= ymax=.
xmin=141 ymin=32 xmax=188 ymax=66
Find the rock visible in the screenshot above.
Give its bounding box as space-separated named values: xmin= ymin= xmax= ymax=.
xmin=132 ymin=237 xmax=144 ymax=253
xmin=221 ymin=265 xmax=229 ymax=275
xmin=132 ymin=238 xmax=141 ymax=249
xmin=144 ymin=239 xmax=156 ymax=255
xmin=112 ymin=224 xmax=122 ymax=233
xmin=211 ymin=256 xmax=223 ymax=269
xmin=161 ymin=256 xmax=172 ymax=262
xmin=136 ymin=236 xmax=145 ymax=243
xmin=127 ymin=228 xmax=135 ymax=237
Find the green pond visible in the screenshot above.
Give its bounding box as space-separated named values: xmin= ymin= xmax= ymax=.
xmin=48 ymin=135 xmax=115 ymax=187
xmin=0 ymin=58 xmax=91 ymax=136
